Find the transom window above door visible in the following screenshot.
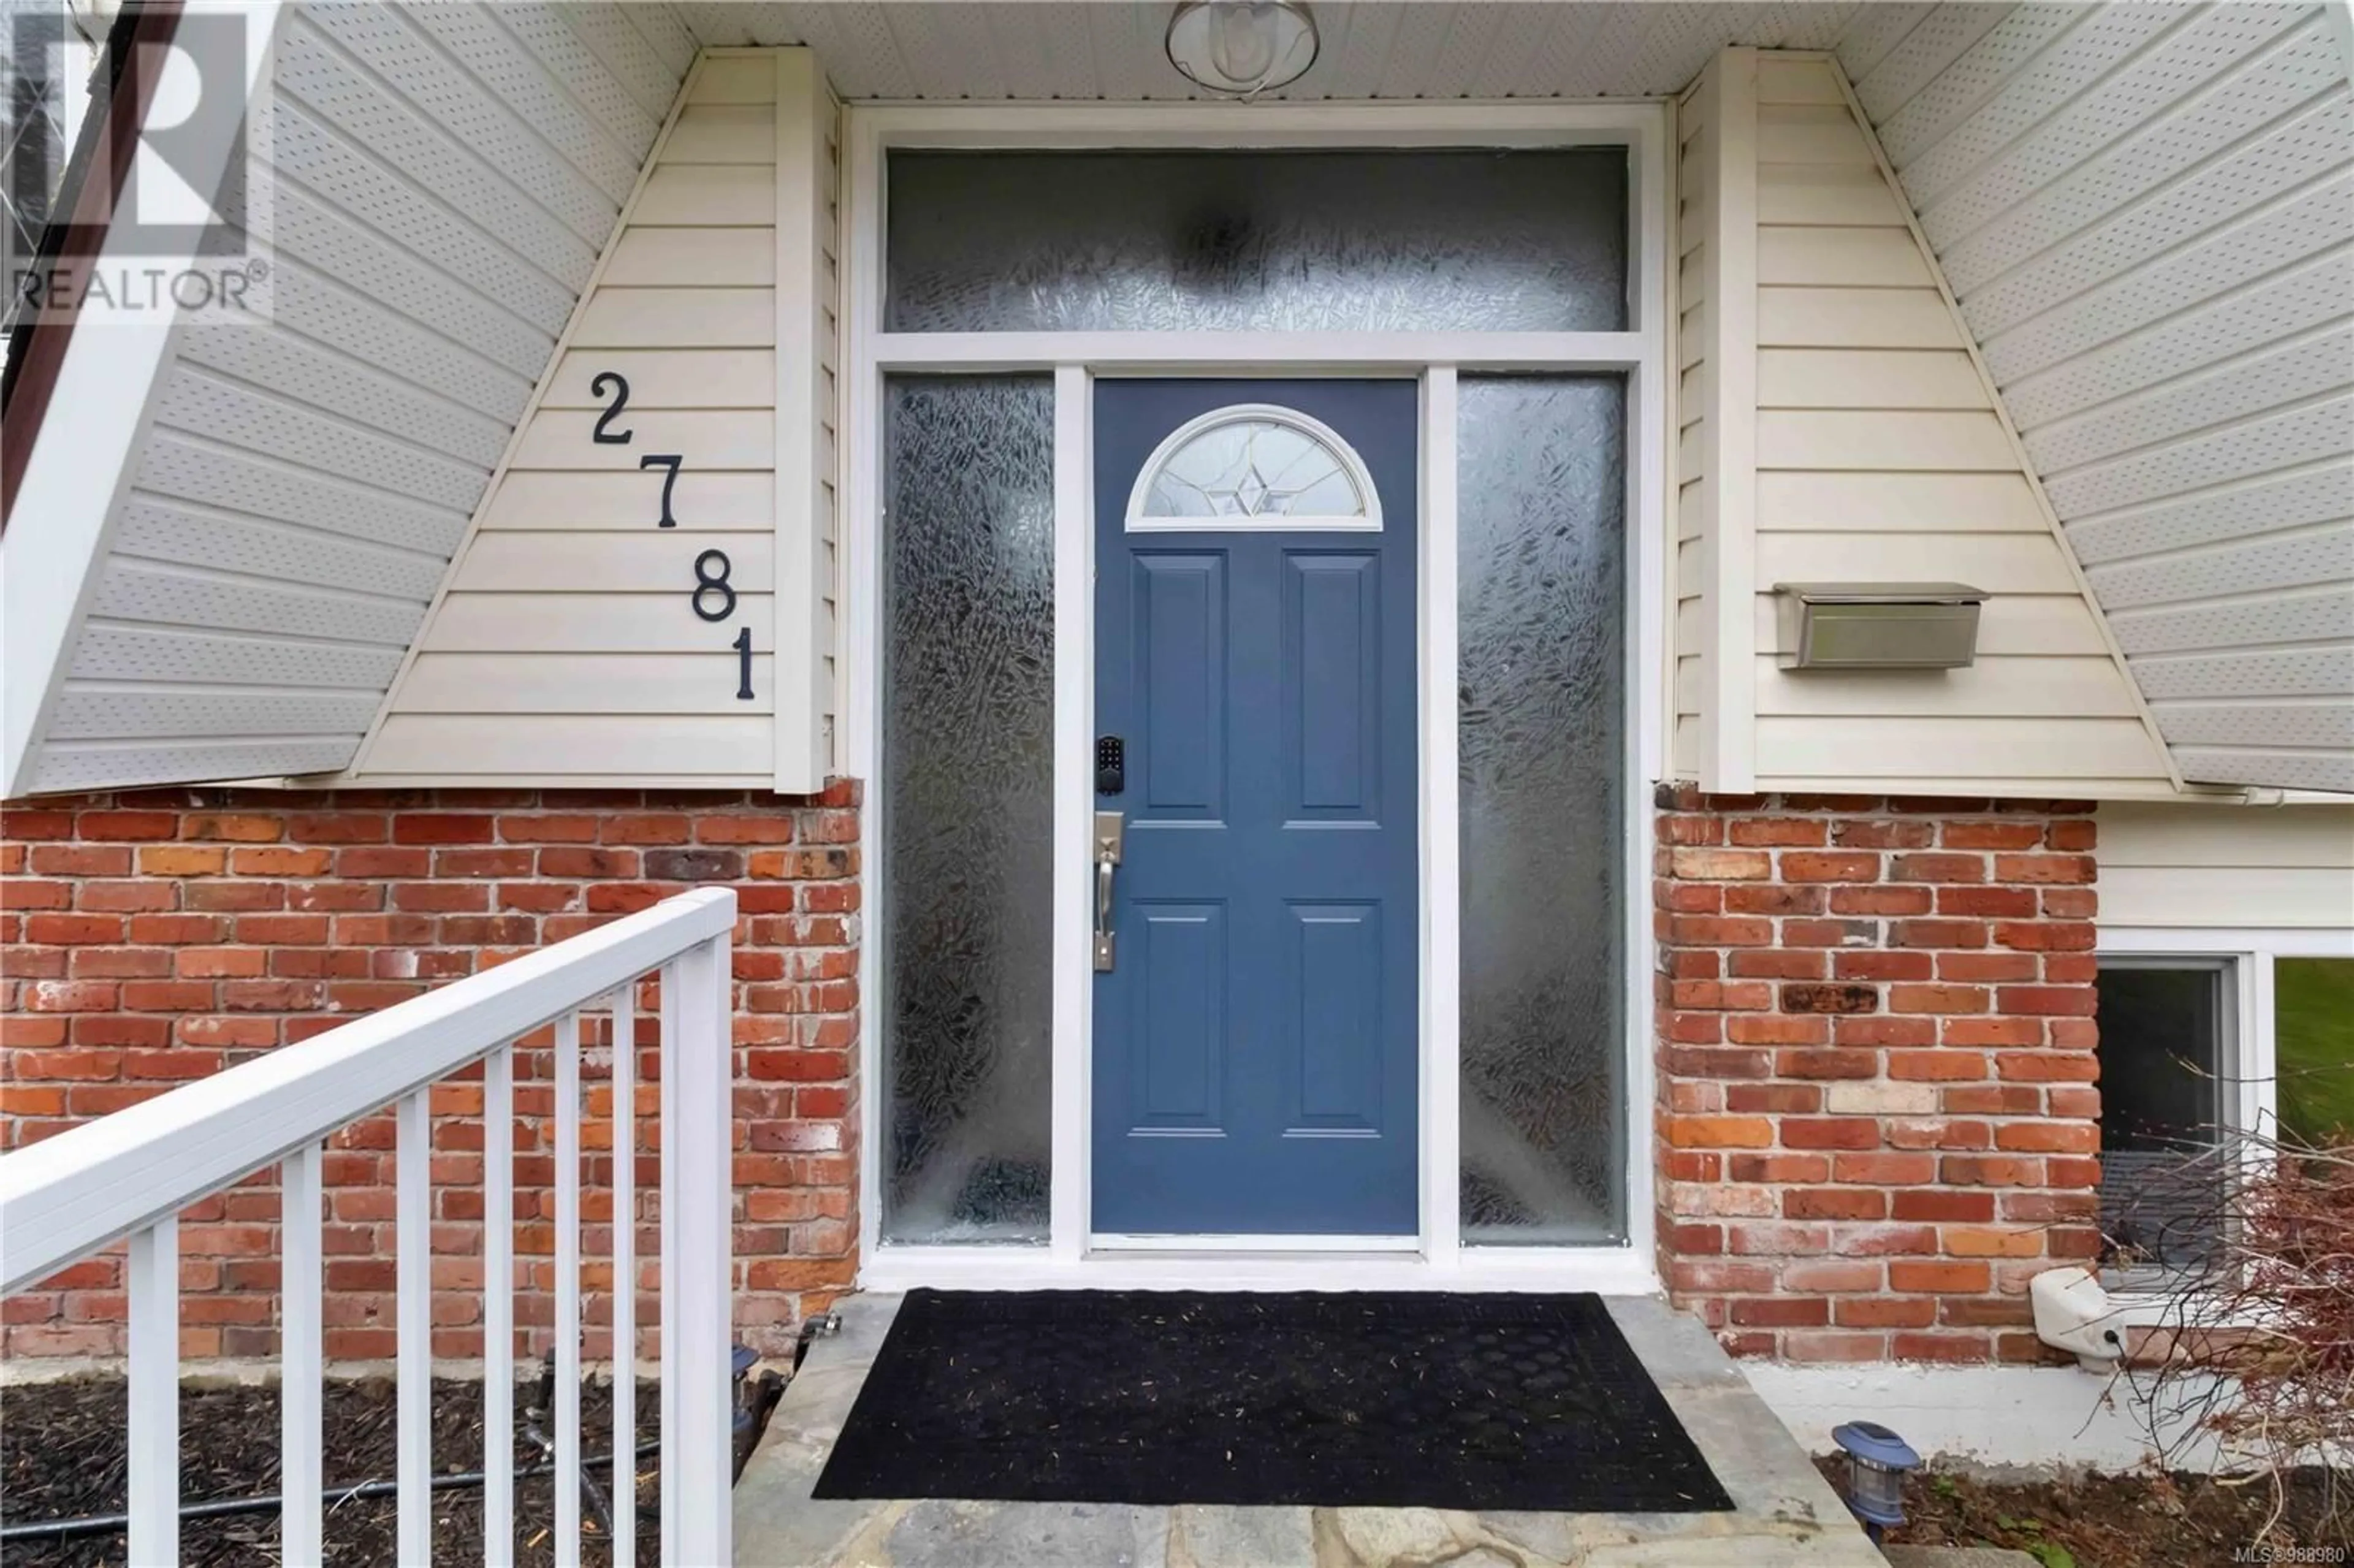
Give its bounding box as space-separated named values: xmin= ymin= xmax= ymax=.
xmin=883 ymin=148 xmax=1631 ymax=333
xmin=1127 ymin=403 xmax=1381 ymax=531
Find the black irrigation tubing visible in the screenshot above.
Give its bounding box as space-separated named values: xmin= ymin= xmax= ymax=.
xmin=0 ymin=1440 xmax=663 ymax=1545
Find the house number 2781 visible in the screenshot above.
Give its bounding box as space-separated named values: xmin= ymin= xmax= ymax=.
xmin=590 ymin=368 xmax=754 ymax=701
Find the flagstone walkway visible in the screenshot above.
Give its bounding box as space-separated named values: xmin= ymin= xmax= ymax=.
xmin=734 ymin=1292 xmax=1888 ymax=1568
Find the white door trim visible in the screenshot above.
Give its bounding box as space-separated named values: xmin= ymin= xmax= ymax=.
xmin=870 ymin=331 xmax=1645 ymax=370
xmin=1420 ymin=367 xmax=1464 ymax=1266
xmin=844 ymin=99 xmax=1672 ymax=1292
xmin=1049 ymin=363 xmax=1095 ymax=1264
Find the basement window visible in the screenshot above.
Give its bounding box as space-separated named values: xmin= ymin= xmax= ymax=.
xmin=2097 ymin=959 xmax=2235 ymax=1274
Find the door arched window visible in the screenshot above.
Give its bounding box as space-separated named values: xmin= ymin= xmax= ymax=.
xmin=1126 ymin=403 xmax=1381 ymax=531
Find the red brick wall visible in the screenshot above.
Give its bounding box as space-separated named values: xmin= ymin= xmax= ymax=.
xmin=0 ymin=787 xmax=861 ymax=1362
xmin=1652 ymin=788 xmax=2101 ymax=1366
xmin=3 ymin=780 xmax=2108 ymax=1368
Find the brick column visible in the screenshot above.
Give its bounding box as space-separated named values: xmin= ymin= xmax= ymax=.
xmin=1652 ymin=788 xmax=2101 ymax=1365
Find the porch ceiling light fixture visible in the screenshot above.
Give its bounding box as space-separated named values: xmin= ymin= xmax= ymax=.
xmin=1165 ymin=1 xmax=1319 ymax=99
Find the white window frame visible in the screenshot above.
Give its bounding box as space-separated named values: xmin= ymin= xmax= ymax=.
xmin=2091 ymin=926 xmax=2354 ymax=1307
xmin=840 ymin=101 xmax=1672 ymax=1293
xmin=2098 ymin=927 xmax=2354 ymax=1147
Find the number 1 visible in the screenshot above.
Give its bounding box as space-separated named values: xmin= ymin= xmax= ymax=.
xmin=733 ymin=626 xmax=753 ymax=701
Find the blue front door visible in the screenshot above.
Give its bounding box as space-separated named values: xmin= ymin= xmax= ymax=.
xmin=1092 ymin=380 xmax=1419 ymax=1236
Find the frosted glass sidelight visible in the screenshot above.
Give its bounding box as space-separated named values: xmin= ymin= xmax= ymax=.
xmin=882 ymin=376 xmax=1055 ymax=1243
xmin=1457 ymin=375 xmax=1628 ymax=1245
xmin=886 ymin=150 xmax=1629 ymax=333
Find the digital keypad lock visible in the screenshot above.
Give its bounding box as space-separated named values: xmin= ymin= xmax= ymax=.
xmin=1095 ymin=736 xmax=1125 ymax=796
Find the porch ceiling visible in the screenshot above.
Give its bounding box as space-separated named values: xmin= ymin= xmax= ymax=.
xmin=671 ymin=1 xmax=1881 ymax=101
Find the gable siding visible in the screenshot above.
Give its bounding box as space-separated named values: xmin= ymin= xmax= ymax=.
xmin=20 ymin=2 xmax=695 ymax=796
xmin=1847 ymin=2 xmax=2353 ymax=795
xmin=1673 ymin=49 xmax=2176 ymax=797
xmin=356 ymin=50 xmax=838 ymax=790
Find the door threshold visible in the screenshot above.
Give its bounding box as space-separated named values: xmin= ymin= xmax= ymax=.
xmin=859 ymin=1244 xmax=1664 ymax=1295
xmin=1089 ymin=1233 xmax=1420 ymax=1253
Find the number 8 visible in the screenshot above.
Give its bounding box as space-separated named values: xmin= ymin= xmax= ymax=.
xmin=691 ymin=549 xmax=736 ymax=623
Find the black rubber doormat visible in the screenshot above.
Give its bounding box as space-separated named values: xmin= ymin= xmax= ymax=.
xmin=811 ymin=1289 xmax=1734 ymax=1512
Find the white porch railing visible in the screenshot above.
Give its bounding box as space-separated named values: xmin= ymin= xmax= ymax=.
xmin=0 ymin=888 xmax=737 ymax=1567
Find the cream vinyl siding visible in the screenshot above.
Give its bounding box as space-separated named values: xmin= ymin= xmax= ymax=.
xmin=1840 ymin=3 xmax=2353 ymax=796
xmin=357 ymin=50 xmax=837 ymax=790
xmin=12 ymin=2 xmax=698 ymax=795
xmin=778 ymin=50 xmax=842 ymax=790
xmin=1673 ymin=56 xmax=1751 ymax=786
xmin=1672 ymin=48 xmax=2176 ymax=799
xmin=2100 ymin=801 xmax=2354 ymax=930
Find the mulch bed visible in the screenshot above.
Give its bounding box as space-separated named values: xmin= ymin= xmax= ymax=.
xmin=1 ymin=1376 xmax=659 ymax=1566
xmin=1815 ymin=1455 xmax=2352 ymax=1567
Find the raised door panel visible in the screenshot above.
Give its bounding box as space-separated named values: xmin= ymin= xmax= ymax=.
xmin=1129 ymin=904 xmax=1228 ymax=1133
xmin=1287 ymin=902 xmax=1384 ymax=1134
xmin=1137 ymin=553 xmax=1227 ymax=819
xmin=1286 ymin=552 xmax=1381 ymax=820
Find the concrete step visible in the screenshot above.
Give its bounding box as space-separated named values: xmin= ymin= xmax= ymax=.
xmin=733 ymin=1292 xmax=1887 ymax=1568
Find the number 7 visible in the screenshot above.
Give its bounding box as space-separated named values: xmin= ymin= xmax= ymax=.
xmin=639 ymin=453 xmax=682 ymax=527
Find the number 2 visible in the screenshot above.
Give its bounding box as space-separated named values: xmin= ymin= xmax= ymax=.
xmin=733 ymin=626 xmax=753 ymax=701
xmin=590 ymin=371 xmax=633 ymax=443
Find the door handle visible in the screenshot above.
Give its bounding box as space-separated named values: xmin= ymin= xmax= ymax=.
xmin=1093 ymin=811 xmax=1123 ymax=972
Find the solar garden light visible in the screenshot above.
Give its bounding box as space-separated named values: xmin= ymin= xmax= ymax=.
xmin=1830 ymin=1420 xmax=1920 ymax=1539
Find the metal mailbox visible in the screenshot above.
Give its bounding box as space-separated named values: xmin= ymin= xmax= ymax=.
xmin=1773 ymin=582 xmax=1987 ymax=671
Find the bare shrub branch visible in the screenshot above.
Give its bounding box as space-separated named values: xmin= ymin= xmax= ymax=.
xmin=2105 ymin=1121 xmax=2353 ymax=1544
